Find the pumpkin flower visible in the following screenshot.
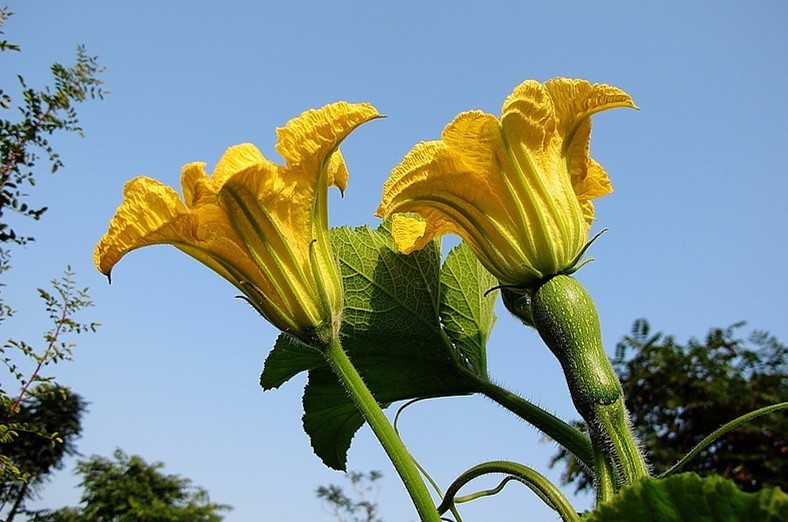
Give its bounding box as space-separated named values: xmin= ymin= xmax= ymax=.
xmin=95 ymin=102 xmax=381 ymax=345
xmin=377 ymin=78 xmax=635 ymax=288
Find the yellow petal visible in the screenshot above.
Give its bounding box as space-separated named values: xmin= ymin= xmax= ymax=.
xmin=378 ymin=117 xmax=524 ymax=282
xmin=220 ymin=166 xmax=310 ymax=270
xmin=500 ymin=80 xmax=556 ymax=157
xmin=380 ymin=112 xmax=511 ymax=218
xmin=583 ymin=158 xmax=614 ymax=200
xmin=97 ymin=101 xmax=381 ymax=342
xmin=440 ymin=111 xmax=501 ymax=166
xmin=219 ymin=167 xmax=322 ymax=326
xmin=181 ymin=162 xmax=218 ymax=208
xmin=573 ymin=158 xmax=613 ymax=223
xmin=545 ymin=78 xmax=636 ymax=147
xmin=212 ymin=143 xmax=274 ymax=190
xmin=264 ymin=102 xmax=381 ymax=246
xmin=275 ymin=102 xmax=381 ymax=170
xmin=545 ymin=79 xmax=634 ymax=222
xmin=326 ymin=150 xmax=349 ymax=195
xmin=390 ymin=214 xmax=429 ymax=254
xmin=498 ymin=82 xmax=569 ymax=236
xmin=379 ymin=78 xmax=634 ymax=287
xmin=561 ymin=117 xmax=612 ymax=224
xmin=94 ymin=176 xmax=269 ymax=297
xmin=438 ymin=111 xmax=530 ymax=244
xmin=94 ymin=177 xmax=189 ymax=275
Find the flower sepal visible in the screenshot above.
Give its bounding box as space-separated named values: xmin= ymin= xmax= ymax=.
xmin=501 ymin=287 xmax=535 ymax=328
xmin=558 ymin=228 xmax=608 ymax=278
xmin=500 ymin=226 xmax=609 ymax=329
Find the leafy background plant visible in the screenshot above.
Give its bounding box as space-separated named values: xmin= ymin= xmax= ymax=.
xmin=31 ymin=449 xmax=230 ymax=522
xmin=1 ymin=7 xmax=103 ymax=518
xmin=550 ymin=320 xmax=787 ymax=494
xmin=317 ymin=470 xmax=384 ymax=522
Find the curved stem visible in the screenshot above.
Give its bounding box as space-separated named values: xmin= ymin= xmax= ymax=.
xmin=393 ymin=399 xmax=465 ymax=522
xmin=454 ymin=475 xmax=517 ymax=504
xmin=437 ymin=461 xmax=579 ymax=522
xmin=658 ymin=401 xmax=788 ymax=479
xmin=323 ymin=337 xmax=440 ymax=522
xmin=477 ymin=380 xmax=594 ymax=469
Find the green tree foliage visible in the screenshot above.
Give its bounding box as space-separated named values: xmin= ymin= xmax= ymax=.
xmin=0 ymin=7 xmax=105 ymax=246
xmin=0 ymin=385 xmax=86 ymax=519
xmin=32 ymin=449 xmax=231 ymax=522
xmin=317 ymin=471 xmax=384 ymax=522
xmin=1 ymin=269 xmax=98 ymax=488
xmin=0 ymin=5 xmax=102 ymax=509
xmin=550 ymin=320 xmax=787 ymax=493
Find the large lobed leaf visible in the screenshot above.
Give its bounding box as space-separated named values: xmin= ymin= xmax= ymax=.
xmin=586 ymin=473 xmax=788 ymax=521
xmin=260 ymin=222 xmax=497 ymax=469
xmin=440 ymin=242 xmax=497 ymax=378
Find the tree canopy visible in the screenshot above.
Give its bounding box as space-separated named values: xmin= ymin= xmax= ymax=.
xmin=0 ymin=8 xmax=102 ymax=516
xmin=0 ymin=385 xmax=86 ymax=519
xmin=32 ymin=449 xmax=231 ymax=522
xmin=550 ymin=320 xmax=787 ymax=493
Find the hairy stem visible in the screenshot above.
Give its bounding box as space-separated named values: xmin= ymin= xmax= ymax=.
xmin=529 ymin=275 xmax=648 ymax=489
xmin=590 ymin=430 xmax=617 ymax=503
xmin=323 ymin=337 xmax=440 ymax=522
xmin=476 ymin=380 xmax=594 ymax=469
xmin=596 ymin=399 xmax=649 ymax=484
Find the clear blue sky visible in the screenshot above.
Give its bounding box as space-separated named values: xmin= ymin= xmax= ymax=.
xmin=3 ymin=1 xmax=787 ymax=520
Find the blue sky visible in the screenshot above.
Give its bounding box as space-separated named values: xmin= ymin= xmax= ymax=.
xmin=3 ymin=1 xmax=787 ymax=520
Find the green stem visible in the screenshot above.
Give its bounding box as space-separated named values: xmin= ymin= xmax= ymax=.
xmin=323 ymin=337 xmax=440 ymax=522
xmin=658 ymin=401 xmax=788 ymax=479
xmin=477 ymin=380 xmax=594 ymax=469
xmin=596 ymin=399 xmax=649 ymax=484
xmin=590 ymin=430 xmax=617 ymax=503
xmin=393 ymin=399 xmax=465 ymax=522
xmin=437 ymin=461 xmax=580 ymax=522
xmin=454 ymin=476 xmax=517 ymax=505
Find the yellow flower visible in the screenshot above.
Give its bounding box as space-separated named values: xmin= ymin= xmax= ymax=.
xmin=95 ymin=102 xmax=381 ymax=345
xmin=377 ymin=78 xmax=635 ymax=288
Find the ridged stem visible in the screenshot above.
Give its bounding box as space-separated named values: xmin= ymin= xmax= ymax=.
xmin=477 ymin=380 xmax=594 ymax=469
xmin=322 ymin=337 xmax=440 ymax=522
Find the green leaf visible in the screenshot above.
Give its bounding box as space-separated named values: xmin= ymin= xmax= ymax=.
xmin=330 ymin=222 xmax=455 ymax=369
xmin=301 ymin=368 xmax=368 ymax=471
xmin=440 ymin=242 xmax=497 ymax=378
xmin=586 ymin=473 xmax=788 ymax=522
xmin=259 ymin=334 xmax=322 ymax=390
xmin=261 ymin=222 xmax=496 ymax=469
